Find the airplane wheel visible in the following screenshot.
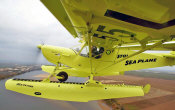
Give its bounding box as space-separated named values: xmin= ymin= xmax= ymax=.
xmin=57 ymin=72 xmax=68 ymax=82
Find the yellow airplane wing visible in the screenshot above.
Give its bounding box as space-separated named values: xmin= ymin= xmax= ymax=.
xmin=41 ymin=0 xmax=175 ymax=49
xmin=41 ymin=0 xmax=77 ymax=37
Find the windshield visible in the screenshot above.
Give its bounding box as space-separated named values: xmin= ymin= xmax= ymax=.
xmin=72 ymin=45 xmax=104 ymax=59
xmin=71 ymin=45 xmax=89 ymax=57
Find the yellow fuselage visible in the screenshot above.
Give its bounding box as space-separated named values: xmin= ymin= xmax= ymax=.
xmin=39 ymin=45 xmax=175 ymax=77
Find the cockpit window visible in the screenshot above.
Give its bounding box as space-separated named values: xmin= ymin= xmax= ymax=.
xmin=80 ymin=46 xmax=89 ymax=57
xmin=72 ymin=45 xmax=104 ymax=58
xmin=91 ymin=46 xmax=104 ymax=59
xmin=71 ymin=45 xmax=81 ymax=53
xmin=72 ymin=46 xmax=89 ymax=57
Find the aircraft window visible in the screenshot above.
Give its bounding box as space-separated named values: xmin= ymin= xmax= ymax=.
xmin=72 ymin=45 xmax=104 ymax=58
xmin=92 ymin=46 xmax=104 ymax=59
xmin=80 ymin=46 xmax=89 ymax=57
xmin=71 ymin=45 xmax=81 ymax=53
xmin=74 ymin=48 xmax=80 ymax=52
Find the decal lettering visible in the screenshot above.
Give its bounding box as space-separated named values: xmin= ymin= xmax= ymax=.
xmin=16 ymin=83 xmax=33 ymax=88
xmin=96 ymin=25 xmax=136 ymax=36
xmin=117 ymin=54 xmax=128 ymax=58
xmin=138 ymin=59 xmax=144 ymax=63
xmin=125 ymin=58 xmax=157 ymax=66
xmin=93 ymin=33 xmax=106 ymax=39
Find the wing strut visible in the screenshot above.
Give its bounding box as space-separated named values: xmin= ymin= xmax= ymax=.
xmin=87 ymin=23 xmax=94 ymax=81
xmin=85 ymin=22 xmax=101 ymax=85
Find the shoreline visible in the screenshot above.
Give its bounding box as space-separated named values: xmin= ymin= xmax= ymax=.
xmin=0 ymin=65 xmax=41 ymax=80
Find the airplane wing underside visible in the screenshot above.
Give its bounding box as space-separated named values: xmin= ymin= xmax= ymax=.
xmin=41 ymin=0 xmax=175 ymax=49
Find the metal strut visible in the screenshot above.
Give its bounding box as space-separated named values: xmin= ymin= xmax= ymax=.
xmin=87 ymin=27 xmax=95 ymax=83
xmin=85 ymin=22 xmax=102 ymax=86
xmin=42 ymin=63 xmax=61 ymax=82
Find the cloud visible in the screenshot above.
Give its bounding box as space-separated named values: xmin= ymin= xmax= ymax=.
xmin=0 ymin=0 xmax=79 ymax=64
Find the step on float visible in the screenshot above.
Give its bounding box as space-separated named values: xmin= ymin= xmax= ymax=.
xmin=5 ymin=78 xmax=150 ymax=102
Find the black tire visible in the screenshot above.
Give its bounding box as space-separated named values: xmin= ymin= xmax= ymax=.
xmin=57 ymin=72 xmax=68 ymax=82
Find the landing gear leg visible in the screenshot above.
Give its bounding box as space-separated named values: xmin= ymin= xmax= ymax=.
xmin=42 ymin=63 xmax=60 ymax=82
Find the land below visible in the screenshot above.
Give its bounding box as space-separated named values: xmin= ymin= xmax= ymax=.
xmin=0 ymin=64 xmax=41 ymax=80
xmin=94 ymin=71 xmax=175 ymax=110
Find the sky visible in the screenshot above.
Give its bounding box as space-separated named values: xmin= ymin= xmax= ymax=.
xmin=0 ymin=0 xmax=79 ymax=64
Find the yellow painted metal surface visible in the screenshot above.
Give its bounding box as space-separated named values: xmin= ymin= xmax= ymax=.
xmin=39 ymin=44 xmax=175 ymax=77
xmin=5 ymin=79 xmax=149 ymax=102
xmin=40 ymin=0 xmax=77 ymax=37
xmin=6 ymin=0 xmax=175 ymax=102
xmin=41 ymin=65 xmax=90 ymax=77
xmin=41 ymin=0 xmax=175 ymax=49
